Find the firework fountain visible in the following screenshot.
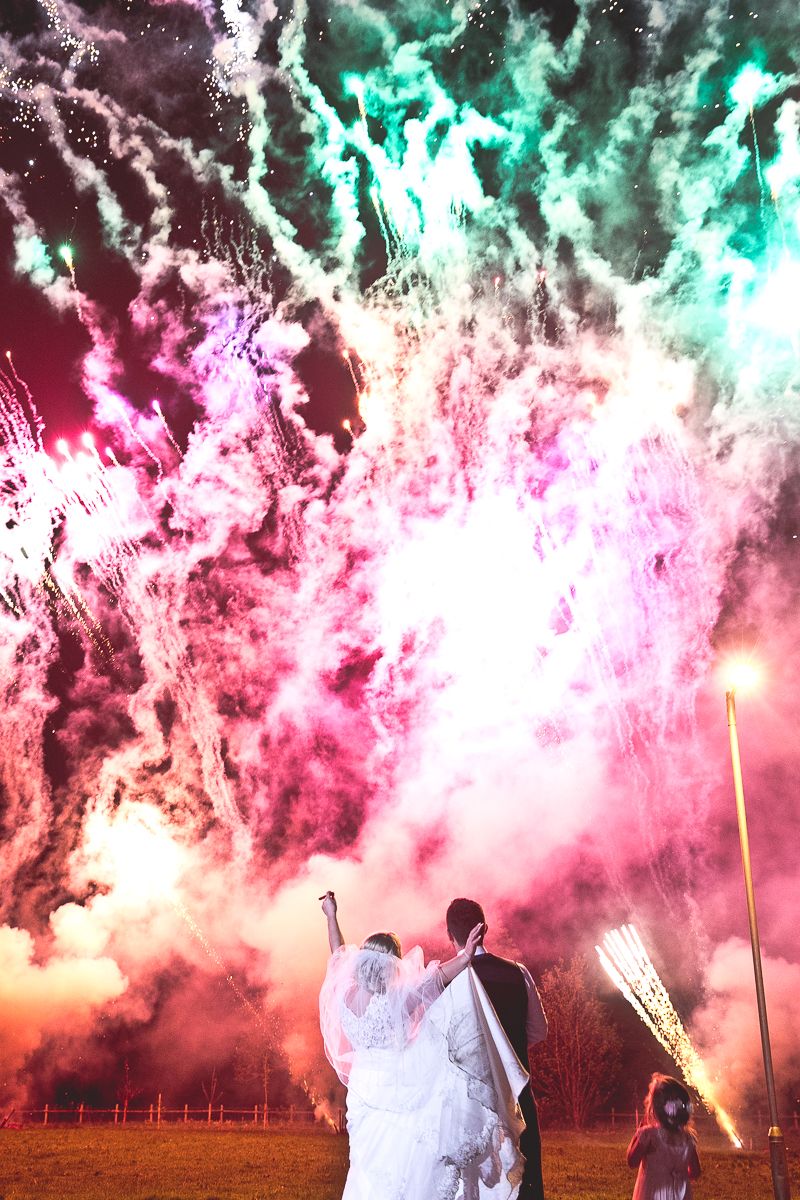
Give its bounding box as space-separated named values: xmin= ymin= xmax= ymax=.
xmin=1 ymin=0 xmax=799 ymax=1114
xmin=597 ymin=925 xmax=742 ymax=1146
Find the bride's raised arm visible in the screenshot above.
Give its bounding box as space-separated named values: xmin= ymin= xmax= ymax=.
xmin=320 ymin=890 xmax=344 ymax=952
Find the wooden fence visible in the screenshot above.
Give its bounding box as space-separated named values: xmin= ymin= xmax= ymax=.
xmin=592 ymin=1109 xmax=800 ymax=1149
xmin=13 ymin=1101 xmax=344 ymax=1131
xmin=7 ymin=1105 xmax=797 ymax=1143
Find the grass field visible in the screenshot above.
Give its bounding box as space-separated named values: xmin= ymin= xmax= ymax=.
xmin=0 ymin=1126 xmax=797 ymax=1199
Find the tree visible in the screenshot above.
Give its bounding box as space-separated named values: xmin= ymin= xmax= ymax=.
xmin=116 ymin=1060 xmax=142 ymax=1122
xmin=201 ymin=1066 xmax=223 ymax=1109
xmin=531 ymin=955 xmax=621 ymax=1128
xmin=233 ymin=1032 xmax=271 ymax=1112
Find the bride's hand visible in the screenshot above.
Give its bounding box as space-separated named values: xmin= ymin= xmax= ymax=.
xmin=320 ymin=890 xmax=337 ymax=917
xmin=463 ymin=921 xmax=484 ymax=960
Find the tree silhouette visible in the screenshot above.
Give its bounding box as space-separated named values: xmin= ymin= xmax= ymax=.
xmin=234 ymin=1032 xmax=271 ymax=1112
xmin=116 ymin=1060 xmax=142 ymax=1121
xmin=531 ymin=955 xmax=621 ymax=1128
xmin=201 ymin=1066 xmax=224 ymax=1108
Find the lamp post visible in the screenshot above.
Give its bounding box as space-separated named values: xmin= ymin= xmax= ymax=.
xmin=726 ymin=686 xmax=791 ymax=1200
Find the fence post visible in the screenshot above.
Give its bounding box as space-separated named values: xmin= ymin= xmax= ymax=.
xmin=219 ymin=1104 xmax=224 ymax=1124
xmin=157 ymin=1094 xmax=162 ymax=1127
xmin=207 ymin=1103 xmax=212 ymax=1125
xmin=184 ymin=1103 xmax=188 ymax=1124
xmin=263 ymin=1105 xmax=268 ymax=1129
xmin=114 ymin=1104 xmax=119 ymax=1126
xmin=148 ymin=1104 xmax=153 ymax=1124
xmin=43 ymin=1104 xmax=48 ymax=1126
xmin=123 ymin=1101 xmax=128 ymax=1126
xmin=78 ymin=1103 xmax=84 ymax=1125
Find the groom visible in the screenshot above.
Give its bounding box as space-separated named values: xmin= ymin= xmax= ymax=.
xmin=446 ymin=897 xmax=548 ymax=1200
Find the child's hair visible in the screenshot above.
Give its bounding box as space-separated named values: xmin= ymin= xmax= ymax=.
xmin=643 ymin=1074 xmax=695 ymax=1132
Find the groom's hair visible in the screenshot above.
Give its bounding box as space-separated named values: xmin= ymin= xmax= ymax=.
xmin=446 ymin=898 xmax=485 ymax=947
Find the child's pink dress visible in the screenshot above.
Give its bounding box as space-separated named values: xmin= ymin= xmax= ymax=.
xmin=627 ymin=1124 xmax=701 ymax=1200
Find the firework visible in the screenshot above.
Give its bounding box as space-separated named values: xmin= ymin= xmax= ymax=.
xmin=597 ymin=925 xmax=742 ymax=1147
xmin=1 ymin=0 xmax=799 ymax=1118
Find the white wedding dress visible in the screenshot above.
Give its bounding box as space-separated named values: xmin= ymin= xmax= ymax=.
xmin=320 ymin=945 xmax=528 ymax=1200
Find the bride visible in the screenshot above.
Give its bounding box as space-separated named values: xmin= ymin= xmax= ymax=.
xmin=319 ymin=891 xmax=528 ymax=1200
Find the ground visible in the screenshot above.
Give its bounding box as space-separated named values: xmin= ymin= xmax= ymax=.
xmin=0 ymin=1126 xmax=797 ymax=1199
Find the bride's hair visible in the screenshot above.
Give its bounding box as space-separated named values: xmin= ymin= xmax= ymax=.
xmin=356 ymin=932 xmax=402 ymax=994
xmin=361 ymin=931 xmax=402 ymax=958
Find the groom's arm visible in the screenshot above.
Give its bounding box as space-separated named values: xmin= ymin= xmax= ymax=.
xmin=519 ymin=964 xmax=548 ymax=1046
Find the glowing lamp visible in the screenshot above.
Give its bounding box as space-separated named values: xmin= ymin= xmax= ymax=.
xmin=55 ymin=438 xmax=70 ymax=456
xmin=81 ymin=432 xmax=95 ymax=448
xmin=725 ymin=660 xmax=761 ymax=693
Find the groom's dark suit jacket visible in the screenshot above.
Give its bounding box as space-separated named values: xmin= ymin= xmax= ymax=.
xmin=470 ymin=951 xmax=546 ymax=1200
xmin=470 ymin=951 xmax=530 ymax=1064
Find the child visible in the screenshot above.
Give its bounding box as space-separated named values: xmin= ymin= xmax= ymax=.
xmin=627 ymin=1074 xmax=702 ymax=1200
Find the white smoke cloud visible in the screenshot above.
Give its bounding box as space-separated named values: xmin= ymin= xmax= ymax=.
xmin=692 ymin=938 xmax=800 ymax=1110
xmin=0 ymin=924 xmax=127 ymax=1104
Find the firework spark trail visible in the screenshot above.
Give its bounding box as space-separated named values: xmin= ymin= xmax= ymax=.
xmin=172 ymin=897 xmax=272 ymax=1035
xmin=166 ymin=910 xmax=315 ymax=1137
xmin=0 ymin=372 xmax=62 ymax=898
xmin=597 ymin=925 xmax=743 ymax=1148
xmin=0 ymin=381 xmax=122 ymax=650
xmin=152 ymin=401 xmax=183 ymax=459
